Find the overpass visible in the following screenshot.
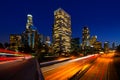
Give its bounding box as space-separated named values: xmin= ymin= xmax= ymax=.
xmin=0 ymin=49 xmax=44 ymax=80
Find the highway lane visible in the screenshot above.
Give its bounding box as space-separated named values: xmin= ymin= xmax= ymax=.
xmin=41 ymin=54 xmax=98 ymax=80
xmin=80 ymin=53 xmax=119 ymax=80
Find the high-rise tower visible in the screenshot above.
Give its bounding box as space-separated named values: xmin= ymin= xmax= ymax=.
xmin=26 ymin=14 xmax=33 ymax=29
xmin=22 ymin=14 xmax=39 ymax=50
xmin=104 ymin=42 xmax=109 ymax=53
xmin=53 ymin=8 xmax=71 ymax=55
xmin=90 ymin=36 xmax=97 ymax=46
xmin=82 ymin=26 xmax=90 ymax=49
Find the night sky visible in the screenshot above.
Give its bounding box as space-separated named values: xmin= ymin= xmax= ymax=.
xmin=0 ymin=0 xmax=120 ymax=45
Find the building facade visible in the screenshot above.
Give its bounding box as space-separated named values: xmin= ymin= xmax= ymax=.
xmin=22 ymin=14 xmax=39 ymax=50
xmin=82 ymin=26 xmax=90 ymax=49
xmin=45 ymin=36 xmax=51 ymax=47
xmin=53 ymin=8 xmax=71 ymax=54
xmin=104 ymin=42 xmax=109 ymax=53
xmin=10 ymin=34 xmax=22 ymax=50
xmin=112 ymin=42 xmax=115 ymax=50
xmin=90 ymin=36 xmax=97 ymax=46
xmin=93 ymin=41 xmax=102 ymax=51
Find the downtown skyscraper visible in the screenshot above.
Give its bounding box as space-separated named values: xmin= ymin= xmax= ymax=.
xmin=82 ymin=26 xmax=90 ymax=49
xmin=53 ymin=8 xmax=71 ymax=55
xmin=22 ymin=14 xmax=39 ymax=50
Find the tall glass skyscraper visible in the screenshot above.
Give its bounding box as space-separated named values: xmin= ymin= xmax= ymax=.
xmin=82 ymin=26 xmax=90 ymax=49
xmin=22 ymin=14 xmax=39 ymax=50
xmin=53 ymin=8 xmax=72 ymax=55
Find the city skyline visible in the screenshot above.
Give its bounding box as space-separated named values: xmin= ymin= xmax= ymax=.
xmin=0 ymin=0 xmax=120 ymax=45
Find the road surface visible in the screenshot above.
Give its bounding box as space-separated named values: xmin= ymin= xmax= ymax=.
xmin=41 ymin=55 xmax=98 ymax=80
xmin=0 ymin=58 xmax=44 ymax=80
xmin=80 ymin=53 xmax=119 ymax=80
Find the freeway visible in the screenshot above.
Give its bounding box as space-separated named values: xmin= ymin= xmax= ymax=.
xmin=80 ymin=53 xmax=119 ymax=80
xmin=41 ymin=54 xmax=98 ymax=80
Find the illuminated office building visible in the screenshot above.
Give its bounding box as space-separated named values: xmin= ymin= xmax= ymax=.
xmin=104 ymin=41 xmax=109 ymax=53
xmin=22 ymin=14 xmax=39 ymax=50
xmin=112 ymin=42 xmax=115 ymax=49
xmin=82 ymin=26 xmax=90 ymax=49
xmin=45 ymin=36 xmax=51 ymax=47
xmin=10 ymin=34 xmax=22 ymax=50
xmin=93 ymin=41 xmax=102 ymax=51
xmin=90 ymin=36 xmax=97 ymax=46
xmin=53 ymin=8 xmax=71 ymax=54
xmin=90 ymin=36 xmax=102 ymax=51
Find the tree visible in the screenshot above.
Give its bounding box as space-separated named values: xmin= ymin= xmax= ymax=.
xmin=0 ymin=42 xmax=4 ymax=49
xmin=4 ymin=42 xmax=10 ymax=49
xmin=116 ymin=45 xmax=120 ymax=53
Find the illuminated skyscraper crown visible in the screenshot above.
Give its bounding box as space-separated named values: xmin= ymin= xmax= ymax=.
xmin=26 ymin=14 xmax=33 ymax=29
